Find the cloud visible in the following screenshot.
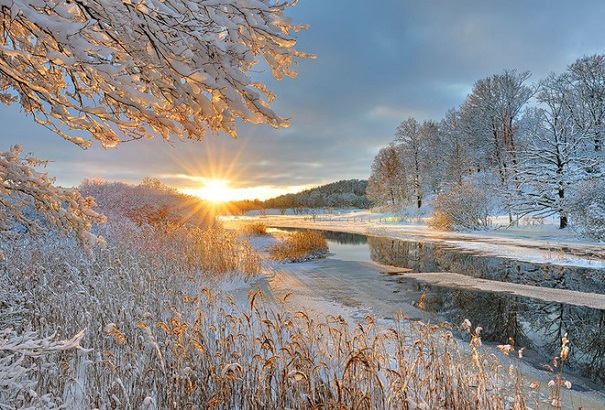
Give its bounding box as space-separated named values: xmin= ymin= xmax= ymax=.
xmin=3 ymin=0 xmax=605 ymax=197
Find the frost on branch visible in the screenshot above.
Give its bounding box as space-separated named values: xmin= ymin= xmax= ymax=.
xmin=0 ymin=328 xmax=86 ymax=409
xmin=0 ymin=145 xmax=105 ymax=257
xmin=0 ymin=0 xmax=312 ymax=147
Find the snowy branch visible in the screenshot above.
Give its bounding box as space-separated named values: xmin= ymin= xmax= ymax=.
xmin=0 ymin=0 xmax=312 ymax=147
xmin=0 ymin=145 xmax=105 ymax=257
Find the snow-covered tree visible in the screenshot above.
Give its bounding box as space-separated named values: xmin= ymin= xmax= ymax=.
xmin=459 ymin=71 xmax=533 ymax=184
xmin=395 ymin=117 xmax=435 ymax=208
xmin=0 ymin=0 xmax=311 ymax=147
xmin=0 ymin=0 xmax=311 ymax=254
xmin=568 ymin=54 xmax=605 ymax=152
xmin=514 ymin=73 xmax=593 ymax=229
xmin=439 ymin=108 xmax=475 ymax=186
xmin=367 ymin=144 xmax=407 ymax=208
xmin=0 ymin=145 xmax=105 ymax=258
xmin=457 ymin=70 xmax=534 ymax=223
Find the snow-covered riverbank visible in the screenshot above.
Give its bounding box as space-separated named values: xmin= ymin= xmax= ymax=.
xmin=226 ymin=209 xmax=605 ymax=270
xmin=223 ymin=211 xmax=605 ymax=408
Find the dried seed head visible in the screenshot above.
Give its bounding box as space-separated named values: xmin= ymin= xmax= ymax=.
xmin=220 ymin=363 xmax=243 ymax=379
xmin=461 ymin=319 xmax=471 ymax=333
xmin=287 ymin=370 xmax=308 ymax=382
xmin=560 ymin=333 xmax=570 ymax=361
xmin=560 ymin=345 xmax=569 ymax=361
xmin=497 ymin=344 xmax=514 ymax=356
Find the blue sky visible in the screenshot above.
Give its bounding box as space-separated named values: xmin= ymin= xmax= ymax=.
xmin=3 ymin=0 xmax=605 ymax=200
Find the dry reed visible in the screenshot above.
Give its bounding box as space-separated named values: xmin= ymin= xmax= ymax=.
xmin=0 ymin=218 xmax=561 ymax=409
xmin=268 ymin=229 xmax=328 ymax=262
xmin=243 ymin=222 xmax=268 ymax=236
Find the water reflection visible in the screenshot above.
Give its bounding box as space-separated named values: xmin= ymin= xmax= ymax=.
xmin=413 ymin=282 xmax=605 ymax=385
xmin=323 ymin=231 xmax=605 ymax=386
xmin=322 ymin=230 xmax=368 ymax=245
xmin=365 ymin=236 xmax=605 ymax=295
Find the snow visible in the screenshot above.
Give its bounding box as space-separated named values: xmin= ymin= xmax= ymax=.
xmin=227 ymin=208 xmax=605 ymax=270
xmin=227 ymin=210 xmax=605 ymax=408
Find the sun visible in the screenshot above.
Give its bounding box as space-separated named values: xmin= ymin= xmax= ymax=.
xmin=197 ymin=179 xmax=237 ymax=203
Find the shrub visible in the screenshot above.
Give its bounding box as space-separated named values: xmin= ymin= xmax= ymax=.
xmin=243 ymin=221 xmax=268 ymax=236
xmin=429 ymin=180 xmax=493 ymax=231
xmin=570 ymin=179 xmax=605 ymax=241
xmin=268 ymin=230 xmax=328 ymax=262
xmin=105 ymin=219 xmax=262 ymax=278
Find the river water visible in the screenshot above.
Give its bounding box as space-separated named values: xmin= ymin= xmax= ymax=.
xmin=272 ymin=228 xmax=605 ymax=389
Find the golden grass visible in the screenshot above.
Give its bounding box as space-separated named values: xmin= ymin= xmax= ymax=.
xmin=243 ymin=221 xmax=268 ymax=236
xmin=0 ymin=219 xmax=569 ymax=409
xmin=268 ymin=229 xmax=329 ymax=262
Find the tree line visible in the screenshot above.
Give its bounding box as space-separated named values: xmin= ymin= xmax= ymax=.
xmin=227 ymin=179 xmax=369 ymax=215
xmin=367 ymin=55 xmax=605 ymax=238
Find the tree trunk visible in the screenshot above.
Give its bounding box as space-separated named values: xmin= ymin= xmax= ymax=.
xmin=559 ymin=213 xmax=568 ymax=229
xmin=557 ymin=165 xmax=566 ymax=229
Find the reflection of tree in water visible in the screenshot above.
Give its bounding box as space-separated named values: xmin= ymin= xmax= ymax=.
xmin=365 ymin=233 xmax=605 ymax=295
xmin=320 ymin=230 xmax=605 ymax=384
xmin=582 ymin=310 xmax=605 ymax=382
xmin=525 ymin=301 xmax=605 ymax=383
xmin=414 ymin=283 xmax=605 ymax=385
xmin=323 ymin=231 xmax=367 ymax=245
xmin=368 ymin=237 xmax=439 ymax=271
xmin=417 ymin=285 xmax=528 ymax=346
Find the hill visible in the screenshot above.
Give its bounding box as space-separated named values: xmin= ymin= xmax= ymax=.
xmin=261 ymin=179 xmax=369 ymax=210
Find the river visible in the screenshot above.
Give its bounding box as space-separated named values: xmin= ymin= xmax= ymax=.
xmin=269 ymin=227 xmax=605 ymax=391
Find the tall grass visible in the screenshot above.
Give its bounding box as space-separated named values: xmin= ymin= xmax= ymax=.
xmin=268 ymin=229 xmax=328 ymax=262
xmin=243 ymin=221 xmax=268 ymax=236
xmin=0 ymin=218 xmax=560 ymax=409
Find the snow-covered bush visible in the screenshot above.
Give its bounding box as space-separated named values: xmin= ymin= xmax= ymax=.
xmin=570 ymin=179 xmax=605 ymax=241
xmin=0 ymin=146 xmax=105 ymax=259
xmin=80 ymin=178 xmax=214 ymax=229
xmin=429 ymin=180 xmax=494 ymax=230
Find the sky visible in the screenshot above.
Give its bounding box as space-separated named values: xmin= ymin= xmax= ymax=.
xmin=4 ymin=0 xmax=605 ymax=201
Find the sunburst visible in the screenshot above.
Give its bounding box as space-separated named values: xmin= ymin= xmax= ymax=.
xmin=197 ymin=179 xmax=237 ymax=203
